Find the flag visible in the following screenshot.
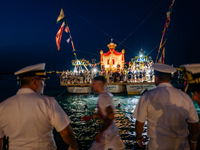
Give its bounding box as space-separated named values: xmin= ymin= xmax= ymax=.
xmin=158 ymin=56 xmax=162 ymax=63
xmin=156 ymin=0 xmax=175 ymax=63
xmin=167 ymin=10 xmax=171 ymax=19
xmin=66 ymin=38 xmax=70 ymax=43
xmin=71 ymin=41 xmax=75 ymax=50
xmin=55 ymin=22 xmax=65 ymax=50
xmin=162 ymin=47 xmax=165 ymax=63
xmin=160 ymin=39 xmax=167 ymax=49
xmin=169 ymin=0 xmax=175 ymax=9
xmin=65 ymin=26 xmax=69 ymax=33
xmin=56 ymin=8 xmax=65 ymax=24
xmin=74 ymin=53 xmax=77 ymax=59
xmin=167 ymin=8 xmax=172 ymax=21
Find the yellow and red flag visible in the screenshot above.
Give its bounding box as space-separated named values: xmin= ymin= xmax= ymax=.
xmin=55 ymin=22 xmax=65 ymax=50
xmin=162 ymin=47 xmax=165 ymax=63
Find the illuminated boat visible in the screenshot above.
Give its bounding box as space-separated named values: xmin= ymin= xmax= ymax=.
xmin=126 ymin=50 xmax=156 ymax=94
xmin=100 ymin=40 xmax=126 ymax=93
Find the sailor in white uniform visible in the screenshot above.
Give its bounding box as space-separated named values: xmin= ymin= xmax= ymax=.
xmin=181 ymin=64 xmax=200 ymax=107
xmin=81 ymin=76 xmax=125 ymax=150
xmin=0 ymin=63 xmax=78 ymax=150
xmin=133 ymin=63 xmax=199 ymax=150
xmin=181 ymin=63 xmax=200 ymax=150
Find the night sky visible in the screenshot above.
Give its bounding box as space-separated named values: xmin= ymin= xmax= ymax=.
xmin=0 ymin=0 xmax=200 ymax=73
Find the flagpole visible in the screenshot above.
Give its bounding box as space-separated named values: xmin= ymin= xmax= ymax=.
xmin=56 ymin=7 xmax=78 ymax=60
xmin=64 ymin=17 xmax=78 ymax=60
xmin=155 ymin=0 xmax=175 ymax=63
xmin=155 ymin=29 xmax=166 ymax=63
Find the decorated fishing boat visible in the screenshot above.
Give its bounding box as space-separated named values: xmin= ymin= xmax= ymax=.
xmin=56 ymin=7 xmax=156 ymax=94
xmin=126 ymin=50 xmax=156 ymax=94
xmin=59 ymin=59 xmax=93 ymax=94
xmin=100 ymin=40 xmax=126 ymax=93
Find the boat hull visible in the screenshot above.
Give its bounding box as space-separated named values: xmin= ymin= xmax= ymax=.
xmin=105 ymin=84 xmax=125 ymax=93
xmin=67 ymin=87 xmax=91 ymax=94
xmin=126 ymin=83 xmax=156 ymax=95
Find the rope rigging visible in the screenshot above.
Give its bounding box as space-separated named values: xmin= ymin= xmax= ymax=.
xmin=63 ymin=3 xmax=164 ymax=54
xmin=116 ymin=0 xmax=165 ymax=47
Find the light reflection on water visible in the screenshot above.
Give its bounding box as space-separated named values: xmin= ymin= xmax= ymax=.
xmin=55 ymin=94 xmax=148 ymax=150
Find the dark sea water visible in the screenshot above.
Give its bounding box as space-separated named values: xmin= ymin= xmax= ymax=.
xmin=0 ymin=74 xmax=200 ymax=150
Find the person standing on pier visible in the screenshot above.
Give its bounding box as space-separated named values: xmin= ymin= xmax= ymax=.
xmin=0 ymin=63 xmax=78 ymax=150
xmin=133 ymin=63 xmax=199 ymax=150
xmin=81 ymin=76 xmax=125 ymax=150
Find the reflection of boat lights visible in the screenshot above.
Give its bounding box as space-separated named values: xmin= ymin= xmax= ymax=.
xmin=140 ymin=55 xmax=143 ymax=57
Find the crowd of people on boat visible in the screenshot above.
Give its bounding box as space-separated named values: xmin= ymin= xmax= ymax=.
xmin=60 ymin=67 xmax=154 ymax=84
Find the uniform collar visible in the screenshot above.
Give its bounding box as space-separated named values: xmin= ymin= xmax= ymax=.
xmin=157 ymin=82 xmax=173 ymax=88
xmin=16 ymin=88 xmax=37 ymax=95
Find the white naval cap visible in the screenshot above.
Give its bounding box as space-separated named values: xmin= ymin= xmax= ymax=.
xmin=180 ymin=64 xmax=200 ymax=74
xmin=152 ymin=63 xmax=176 ymax=73
xmin=14 ymin=63 xmax=49 ymax=78
xmin=180 ymin=64 xmax=200 ymax=92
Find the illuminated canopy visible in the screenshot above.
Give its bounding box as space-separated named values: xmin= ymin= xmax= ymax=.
xmin=100 ymin=40 xmax=125 ymax=71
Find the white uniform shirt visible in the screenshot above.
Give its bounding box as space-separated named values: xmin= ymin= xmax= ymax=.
xmin=97 ymin=90 xmax=118 ymax=136
xmin=0 ymin=88 xmax=70 ymax=150
xmin=133 ymin=83 xmax=199 ymax=149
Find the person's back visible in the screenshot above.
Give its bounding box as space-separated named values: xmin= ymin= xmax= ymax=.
xmin=142 ymin=83 xmax=196 ymax=139
xmin=133 ymin=63 xmax=199 ymax=150
xmin=0 ymin=63 xmax=78 ymax=150
xmin=82 ymin=76 xmax=124 ymax=150
xmin=97 ymin=90 xmax=118 ymax=135
xmin=0 ymin=89 xmax=63 ymax=149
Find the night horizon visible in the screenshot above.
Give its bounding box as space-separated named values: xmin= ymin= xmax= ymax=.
xmin=0 ymin=0 xmax=200 ymax=74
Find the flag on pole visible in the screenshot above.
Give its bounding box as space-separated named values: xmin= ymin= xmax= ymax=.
xmin=56 ymin=8 xmax=78 ymax=60
xmin=162 ymin=47 xmax=165 ymax=63
xmin=160 ymin=39 xmax=167 ymax=49
xmin=158 ymin=56 xmax=162 ymax=63
xmin=66 ymin=38 xmax=70 ymax=43
xmin=169 ymin=0 xmax=175 ymax=9
xmin=56 ymin=8 xmax=65 ymax=24
xmin=71 ymin=41 xmax=75 ymax=50
xmin=55 ymin=22 xmax=65 ymax=50
xmin=156 ymin=0 xmax=175 ymax=63
xmin=65 ymin=26 xmax=69 ymax=33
